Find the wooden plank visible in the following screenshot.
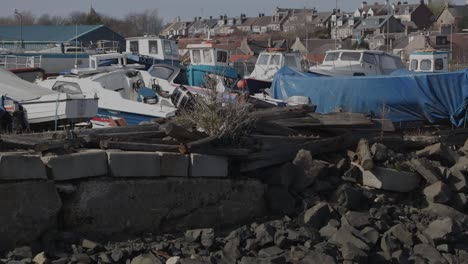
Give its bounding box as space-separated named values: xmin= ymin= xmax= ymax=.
xmin=250 ymin=104 xmax=315 ymax=122
xmin=100 ymin=140 xmax=180 ymax=152
xmin=253 ymin=121 xmax=301 ymax=136
xmin=160 ymin=123 xmax=207 ymax=141
xmin=76 ymin=124 xmax=162 ymax=136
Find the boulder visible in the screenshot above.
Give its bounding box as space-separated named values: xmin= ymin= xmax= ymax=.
xmin=303 ymin=202 xmax=332 ymax=229
xmin=254 ymin=223 xmax=276 ymax=247
xmin=329 ymin=226 xmax=370 ymax=251
xmin=413 ymin=243 xmax=447 ymax=264
xmin=423 ymin=218 xmax=458 ymax=244
xmin=371 ymin=143 xmax=388 ymax=163
xmin=424 ymin=181 xmax=452 ymax=204
xmin=447 ymin=167 xmax=468 ymax=192
xmin=410 ymin=158 xmax=442 ymax=184
xmin=388 ymin=223 xmax=413 ymax=247
xmin=258 ymin=246 xmax=284 ymax=258
xmin=291 ymin=150 xmax=328 ymax=192
xmin=130 ymin=253 xmax=163 ymax=264
xmin=332 ymin=184 xmax=363 ymax=211
xmin=342 ymin=211 xmax=370 ymax=229
xmin=416 ymin=143 xmax=459 ymax=167
xmin=340 ymin=242 xmax=368 ymax=262
xmin=360 ymin=166 xmax=421 ymax=192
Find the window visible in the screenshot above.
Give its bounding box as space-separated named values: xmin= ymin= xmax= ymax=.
xmin=257 ymin=54 xmax=269 ymax=65
xmin=410 ymin=59 xmax=418 ymax=70
xmin=363 ymin=53 xmax=377 ymax=65
xmin=149 ymin=41 xmax=158 ymax=54
xmin=341 ymin=52 xmax=361 ymax=61
xmin=270 ymin=54 xmax=281 ymax=66
xmin=203 ymin=49 xmax=213 ymax=64
xmin=420 ymin=59 xmax=432 ymax=71
xmin=192 ymin=50 xmax=201 ymax=64
xmin=381 ymin=55 xmax=400 ymax=74
xmin=163 ymin=41 xmax=172 ymax=56
xmin=148 ymin=66 xmax=174 ymax=80
xmin=173 ymin=69 xmax=189 ymax=85
xmin=324 ymin=52 xmax=339 ymax=61
xmin=217 ymin=51 xmax=228 ymax=63
xmin=130 ymin=41 xmax=139 ymax=53
xmin=52 ymin=81 xmax=82 ymax=94
xmin=435 ymin=58 xmax=444 ymax=70
xmin=285 ymin=55 xmax=297 ymax=67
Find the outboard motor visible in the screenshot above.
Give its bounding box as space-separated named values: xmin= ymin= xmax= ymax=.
xmin=171 ymin=85 xmax=195 ymax=110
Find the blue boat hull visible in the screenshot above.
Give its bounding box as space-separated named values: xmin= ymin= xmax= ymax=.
xmin=92 ymin=108 xmax=159 ymax=127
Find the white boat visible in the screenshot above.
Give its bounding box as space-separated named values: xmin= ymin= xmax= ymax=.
xmin=409 ymin=49 xmax=449 ymax=73
xmin=0 ymin=68 xmax=98 ymax=128
xmin=36 ymin=53 xmax=178 ymax=127
xmin=244 ymin=48 xmax=303 ymax=93
xmin=309 ymin=49 xmax=405 ymax=76
xmin=124 ymin=36 xmax=180 ymax=69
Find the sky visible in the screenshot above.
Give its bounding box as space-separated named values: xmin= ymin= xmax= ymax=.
xmin=1 ymin=0 xmax=466 ymax=23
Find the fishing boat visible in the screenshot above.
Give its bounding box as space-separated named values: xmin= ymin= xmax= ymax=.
xmin=243 ymin=48 xmax=303 ymax=93
xmin=309 ymin=49 xmax=405 ymax=77
xmin=408 ymin=49 xmax=449 ymax=73
xmin=0 ymin=68 xmax=98 ymax=129
xmin=123 ymin=36 xmax=180 ymax=70
xmin=36 ymin=53 xmax=179 ymax=127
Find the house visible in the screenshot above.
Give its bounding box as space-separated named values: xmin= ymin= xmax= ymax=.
xmin=267 ymin=7 xmax=315 ymax=32
xmin=291 ymin=37 xmax=350 ymax=64
xmin=354 ymin=15 xmax=405 ymax=37
xmin=394 ymin=33 xmax=451 ymax=61
xmin=252 ymin=15 xmax=272 ymax=34
xmin=213 ymin=14 xmax=247 ymax=36
xmin=238 ymin=17 xmax=258 ymax=32
xmin=282 ymin=9 xmax=334 ymax=32
xmin=187 ymin=17 xmax=218 ymax=37
xmin=331 ymin=12 xmax=360 ymax=39
xmin=0 ymin=24 xmax=125 ymax=51
xmin=165 ymin=17 xmax=195 ymax=38
xmin=391 ymin=1 xmax=434 ymax=30
xmin=435 ymin=3 xmax=468 ymax=32
xmin=354 ymin=1 xmax=388 ymax=18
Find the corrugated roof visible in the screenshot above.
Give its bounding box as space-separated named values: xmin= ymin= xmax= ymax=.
xmin=0 ymin=25 xmax=103 ymax=42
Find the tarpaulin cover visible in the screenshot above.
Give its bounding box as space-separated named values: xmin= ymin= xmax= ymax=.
xmin=271 ymin=66 xmax=468 ymax=127
xmin=187 ymin=65 xmax=238 ymax=87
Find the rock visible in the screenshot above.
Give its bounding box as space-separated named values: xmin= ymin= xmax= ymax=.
xmin=274 ymin=232 xmax=288 ymax=248
xmin=413 ymin=243 xmax=448 ymax=264
xmin=254 ymin=223 xmax=276 ymax=247
xmin=266 ymin=186 xmax=295 ymax=215
xmin=32 ymin=252 xmax=47 ymax=264
xmin=356 ymin=139 xmax=374 ymax=170
xmin=380 ymin=232 xmax=400 ymax=261
xmin=166 ymin=257 xmax=180 ymax=264
xmin=0 ymin=153 xmax=47 ymax=180
xmin=424 ymin=203 xmax=468 ymax=225
xmin=416 ymin=143 xmax=459 ymax=167
xmin=319 ymin=224 xmax=338 ymax=239
xmin=238 ymin=256 xmax=286 ymax=264
xmin=81 ymin=239 xmax=99 ymax=250
xmin=371 ymin=143 xmax=388 ymax=163
xmin=10 ymin=247 xmax=32 ymax=260
xmin=340 ymin=242 xmax=368 ymax=262
xmin=98 ymin=253 xmax=111 ymax=264
xmin=258 ymin=246 xmax=284 ymax=258
xmin=130 ymin=253 xmax=163 ymax=264
xmin=185 ymin=229 xmax=202 ymax=243
xmin=388 ymin=223 xmax=413 ymax=247
xmin=391 ymin=249 xmax=410 ymax=264
xmin=111 ymin=248 xmax=124 ymax=262
xmin=264 ymin=163 xmax=296 ymax=188
xmin=424 ymin=181 xmax=452 ymax=204
xmin=451 ymin=193 xmax=468 ymax=211
xmin=329 ymin=225 xmax=370 ymax=251
xmin=291 ymin=150 xmax=328 ymax=192
xmin=424 ymin=218 xmax=459 ymax=244
xmin=299 ymin=251 xmax=337 ymax=264
xmin=448 ymin=167 xmax=468 ymax=192
xmin=342 ymin=211 xmax=370 ymax=229
xmin=453 ymin=156 xmax=468 ymax=171
xmin=72 ymin=253 xmax=91 ymax=263
xmin=410 ymin=158 xmax=442 ymax=184
xmin=200 ymin=229 xmax=215 ymax=248
xmin=303 ymin=202 xmax=332 ymax=229
xmin=360 ymin=166 xmax=421 ymax=192
xmin=222 ymin=240 xmax=241 ymax=261
xmin=361 ymin=227 xmax=379 ymax=247
xmin=333 ymin=185 xmax=363 ymax=211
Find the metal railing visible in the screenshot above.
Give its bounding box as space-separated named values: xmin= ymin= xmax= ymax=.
xmin=0 ymin=55 xmax=42 ymax=69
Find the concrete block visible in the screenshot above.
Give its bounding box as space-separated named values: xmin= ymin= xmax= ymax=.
xmin=0 ymin=153 xmax=46 ymax=180
xmin=156 ymin=152 xmax=189 ymax=177
xmin=361 ymin=166 xmax=421 ymax=193
xmin=190 ymin=154 xmax=228 ymax=177
xmin=107 ymin=151 xmax=160 ymax=177
xmin=0 ymin=181 xmax=61 ymax=251
xmin=42 ymin=150 xmax=108 ymax=181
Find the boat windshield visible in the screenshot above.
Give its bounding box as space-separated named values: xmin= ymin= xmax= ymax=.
xmin=324 ymin=52 xmax=339 ymax=62
xmin=270 ymin=54 xmax=281 ymax=66
xmin=341 ymin=52 xmax=361 ymax=61
xmin=257 ymin=54 xmax=269 ymax=65
xmin=203 ymin=50 xmax=213 ymax=64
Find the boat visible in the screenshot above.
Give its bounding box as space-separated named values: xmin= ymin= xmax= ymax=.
xmin=244 ymin=48 xmax=303 ymax=93
xmin=0 ymin=54 xmax=45 ymax=82
xmin=123 ymin=36 xmax=180 ymax=70
xmin=36 ymin=53 xmax=179 ymax=127
xmin=271 ymin=66 xmax=468 ymax=127
xmin=0 ymin=68 xmax=98 ymax=129
xmin=309 ymin=49 xmax=405 ymax=77
xmin=409 ymin=49 xmax=449 ymax=73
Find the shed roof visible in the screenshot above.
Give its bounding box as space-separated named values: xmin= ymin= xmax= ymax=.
xmin=0 ymin=25 xmax=104 ymax=42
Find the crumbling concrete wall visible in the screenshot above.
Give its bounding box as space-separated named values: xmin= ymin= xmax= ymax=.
xmin=0 ymin=150 xmax=266 ymax=251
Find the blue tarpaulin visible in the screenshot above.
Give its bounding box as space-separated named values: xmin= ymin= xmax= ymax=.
xmin=271 ymin=66 xmax=468 ymax=127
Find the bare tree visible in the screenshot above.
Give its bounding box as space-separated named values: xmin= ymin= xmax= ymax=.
xmin=36 ymin=14 xmax=66 ymax=25
xmin=123 ymin=9 xmax=163 ymax=37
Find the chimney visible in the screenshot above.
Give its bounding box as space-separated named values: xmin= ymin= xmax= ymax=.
xmin=361 ymin=1 xmax=368 ymax=9
xmin=194 ymin=17 xmax=197 ymax=21
xmin=420 ymin=0 xmax=424 ymax=4
xmin=397 ymin=1 xmax=401 ymax=5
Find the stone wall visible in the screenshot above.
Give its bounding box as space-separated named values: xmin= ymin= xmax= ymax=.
xmin=0 ymin=150 xmax=266 ymax=251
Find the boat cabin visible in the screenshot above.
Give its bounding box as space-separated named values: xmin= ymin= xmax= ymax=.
xmin=187 ymin=42 xmax=230 ymax=67
xmin=248 ymin=49 xmax=303 ymax=81
xmin=409 ymin=50 xmax=449 ymax=73
xmin=125 ymin=36 xmax=179 ymax=63
xmin=310 ymin=50 xmax=404 ymax=76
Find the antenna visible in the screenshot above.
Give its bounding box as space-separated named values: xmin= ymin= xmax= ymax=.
xmin=74 ymin=24 xmax=78 ymax=68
